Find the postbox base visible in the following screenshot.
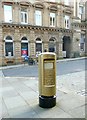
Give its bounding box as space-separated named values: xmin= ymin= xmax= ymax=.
xmin=39 ymin=96 xmax=56 ymax=108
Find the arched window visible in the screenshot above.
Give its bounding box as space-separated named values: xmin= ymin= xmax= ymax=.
xmin=5 ymin=36 xmax=13 ymax=56
xmin=36 ymin=38 xmax=42 ymax=54
xmin=49 ymin=38 xmax=56 ymax=52
xmin=21 ymin=37 xmax=28 ymax=57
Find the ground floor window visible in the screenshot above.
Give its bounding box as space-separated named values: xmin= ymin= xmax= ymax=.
xmin=5 ymin=36 xmax=13 ymax=57
xmin=21 ymin=43 xmax=28 ymax=57
xmin=49 ymin=44 xmax=55 ymax=52
xmin=5 ymin=42 xmax=13 ymax=56
xmin=80 ymin=43 xmax=85 ymax=51
xmin=49 ymin=39 xmax=56 ymax=52
xmin=36 ymin=43 xmax=42 ymax=53
xmin=80 ymin=34 xmax=85 ymax=51
xmin=36 ymin=38 xmax=42 ymax=56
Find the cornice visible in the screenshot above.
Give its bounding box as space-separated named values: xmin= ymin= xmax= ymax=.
xmin=2 ymin=22 xmax=73 ymax=34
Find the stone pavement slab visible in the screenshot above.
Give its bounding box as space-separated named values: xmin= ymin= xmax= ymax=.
xmin=4 ymin=96 xmax=27 ymax=110
xmin=68 ymin=105 xmax=85 ymax=118
xmin=1 ymin=70 xmax=86 ymax=118
xmin=8 ymin=105 xmax=39 ymax=118
xmin=57 ymin=93 xmax=85 ymax=112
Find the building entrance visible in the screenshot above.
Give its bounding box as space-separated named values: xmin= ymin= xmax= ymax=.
xmin=63 ymin=36 xmax=71 ymax=58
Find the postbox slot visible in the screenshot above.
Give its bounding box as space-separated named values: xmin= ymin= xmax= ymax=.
xmin=44 ymin=59 xmax=54 ymax=61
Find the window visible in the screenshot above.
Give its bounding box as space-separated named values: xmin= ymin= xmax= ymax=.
xmin=80 ymin=43 xmax=85 ymax=51
xmin=36 ymin=38 xmax=42 ymax=54
xmin=35 ymin=10 xmax=42 ymax=26
xmin=49 ymin=0 xmax=55 ymax=2
xmin=79 ymin=6 xmax=84 ymax=14
xmin=5 ymin=36 xmax=13 ymax=56
xmin=4 ymin=5 xmax=12 ymax=22
xmin=80 ymin=34 xmax=85 ymax=51
xmin=64 ymin=0 xmax=69 ymax=5
xmin=21 ymin=37 xmax=28 ymax=57
xmin=79 ymin=6 xmax=84 ymax=19
xmin=64 ymin=15 xmax=70 ymax=29
xmin=50 ymin=13 xmax=56 ymax=27
xmin=49 ymin=39 xmax=56 ymax=52
xmin=21 ymin=8 xmax=28 ymax=24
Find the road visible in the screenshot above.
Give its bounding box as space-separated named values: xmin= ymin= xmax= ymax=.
xmin=2 ymin=58 xmax=86 ymax=77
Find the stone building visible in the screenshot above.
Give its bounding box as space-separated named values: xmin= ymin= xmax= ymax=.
xmin=0 ymin=0 xmax=86 ymax=66
xmin=75 ymin=0 xmax=86 ymax=57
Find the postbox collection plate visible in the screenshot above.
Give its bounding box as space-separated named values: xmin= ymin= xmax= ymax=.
xmin=44 ymin=62 xmax=55 ymax=86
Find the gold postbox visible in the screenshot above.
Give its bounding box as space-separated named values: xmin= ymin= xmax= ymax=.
xmin=38 ymin=52 xmax=56 ymax=108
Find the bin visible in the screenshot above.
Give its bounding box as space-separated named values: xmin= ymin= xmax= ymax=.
xmin=38 ymin=52 xmax=56 ymax=108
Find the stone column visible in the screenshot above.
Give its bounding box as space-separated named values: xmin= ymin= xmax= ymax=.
xmin=14 ymin=29 xmax=21 ymax=64
xmin=29 ymin=30 xmax=36 ymax=56
xmin=13 ymin=3 xmax=19 ymax=23
xmin=43 ymin=5 xmax=49 ymax=27
xmin=43 ymin=31 xmax=49 ymax=51
xmin=58 ymin=33 xmax=63 ymax=58
xmin=71 ymin=31 xmax=81 ymax=57
xmin=29 ymin=6 xmax=34 ymax=25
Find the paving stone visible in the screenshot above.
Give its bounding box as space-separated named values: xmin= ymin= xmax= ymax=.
xmin=19 ymin=91 xmax=37 ymax=100
xmin=50 ymin=112 xmax=73 ymax=118
xmin=23 ymin=80 xmax=37 ymax=88
xmin=4 ymin=96 xmax=27 ymax=110
xmin=10 ymin=82 xmax=31 ymax=93
xmin=8 ymin=105 xmax=39 ymax=118
xmin=68 ymin=105 xmax=85 ymax=118
xmin=1 ymin=99 xmax=9 ymax=118
xmin=2 ymin=90 xmax=18 ymax=99
xmin=57 ymin=94 xmax=85 ymax=112
xmin=32 ymin=104 xmax=72 ymax=118
xmin=1 ymin=87 xmax=14 ymax=96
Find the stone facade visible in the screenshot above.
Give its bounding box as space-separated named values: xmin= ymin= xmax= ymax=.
xmin=0 ymin=0 xmax=86 ymax=66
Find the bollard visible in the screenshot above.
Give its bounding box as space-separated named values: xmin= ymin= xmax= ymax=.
xmin=38 ymin=52 xmax=56 ymax=108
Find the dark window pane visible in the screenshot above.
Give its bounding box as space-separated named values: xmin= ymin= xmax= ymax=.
xmin=6 ymin=36 xmax=12 ymax=40
xmin=36 ymin=43 xmax=42 ymax=52
xmin=53 ymin=17 xmax=55 ymax=26
xmin=80 ymin=43 xmax=84 ymax=51
xmin=49 ymin=42 xmax=55 ymax=52
xmin=21 ymin=37 xmax=27 ymax=40
xmin=5 ymin=42 xmax=13 ymax=56
xmin=50 ymin=17 xmax=52 ymax=25
xmin=49 ymin=48 xmax=55 ymax=52
xmin=25 ymin=13 xmax=27 ymax=23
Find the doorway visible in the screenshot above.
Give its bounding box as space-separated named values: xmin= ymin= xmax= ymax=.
xmin=63 ymin=36 xmax=71 ymax=58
